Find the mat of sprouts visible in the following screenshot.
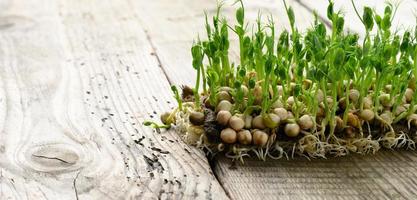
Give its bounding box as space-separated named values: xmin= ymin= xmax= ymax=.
xmin=145 ymin=1 xmax=417 ymax=162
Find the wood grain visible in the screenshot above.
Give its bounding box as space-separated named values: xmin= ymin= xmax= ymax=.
xmin=0 ymin=0 xmax=227 ymax=199
xmin=133 ymin=0 xmax=417 ymax=199
xmin=214 ymin=150 xmax=417 ymax=200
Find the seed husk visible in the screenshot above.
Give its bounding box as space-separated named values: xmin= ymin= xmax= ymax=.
xmin=252 ymin=130 xmax=268 ymax=147
xmin=189 ymin=111 xmax=205 ymax=125
xmin=237 ymin=129 xmax=252 ymax=145
xmin=216 ymin=100 xmax=232 ymax=112
xmin=273 ymin=107 xmax=288 ymax=121
xmin=252 ymin=115 xmax=266 ymax=129
xmin=298 ymin=114 xmax=314 ymax=130
xmin=359 ymin=109 xmax=375 ymax=122
xmin=220 ymin=128 xmax=237 ymax=144
xmin=229 ymin=115 xmax=245 ymax=131
xmin=216 ymin=110 xmax=232 ymax=126
xmin=284 ymin=123 xmax=300 ymax=137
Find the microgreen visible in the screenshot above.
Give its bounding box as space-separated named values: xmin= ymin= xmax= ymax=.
xmin=153 ymin=0 xmax=417 ymax=161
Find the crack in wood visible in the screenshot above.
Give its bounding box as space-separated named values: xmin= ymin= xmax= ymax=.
xmin=143 ymin=29 xmax=173 ymax=85
xmin=31 ymin=155 xmax=71 ymax=164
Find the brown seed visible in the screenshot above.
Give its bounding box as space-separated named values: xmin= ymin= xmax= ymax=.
xmin=252 ymin=115 xmax=266 ymax=129
xmin=160 ymin=112 xmax=172 ymax=125
xmin=253 ymin=85 xmax=263 ymax=105
xmin=252 ymin=130 xmax=268 ymax=147
xmin=286 ymin=96 xmax=295 ymax=109
xmin=335 ymin=116 xmax=344 ymax=131
xmin=363 ymin=96 xmax=373 ymax=109
xmin=271 ymin=99 xmax=284 ymax=109
xmin=229 ymin=115 xmax=245 ymax=131
xmin=298 ymin=114 xmax=314 ymax=130
xmin=405 ymin=88 xmax=414 ymax=103
xmin=347 ymin=113 xmax=361 ymax=128
xmin=349 ymin=89 xmax=360 ymax=102
xmin=220 ymin=128 xmax=237 ymax=144
xmin=316 ymin=89 xmax=324 ymax=103
xmin=241 ymin=85 xmax=249 ymax=96
xmin=216 ymin=110 xmax=232 ymax=126
xmin=379 ymin=94 xmax=391 ymax=107
xmin=237 ymin=130 xmax=252 ymax=145
xmin=263 ymin=113 xmax=280 ymax=128
xmin=273 ymin=107 xmax=288 ymax=121
xmin=359 ymin=109 xmax=375 ymax=122
xmin=216 ymin=100 xmax=232 ymax=112
xmin=284 ymin=123 xmax=300 ymax=137
xmin=380 ymin=112 xmax=393 ymax=125
xmin=395 ymin=106 xmax=407 ymax=116
xmin=217 ymin=91 xmax=232 ymax=102
xmin=189 ymin=111 xmax=205 ymax=125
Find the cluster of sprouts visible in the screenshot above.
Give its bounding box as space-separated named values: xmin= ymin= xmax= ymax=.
xmin=145 ymin=0 xmax=417 ymax=162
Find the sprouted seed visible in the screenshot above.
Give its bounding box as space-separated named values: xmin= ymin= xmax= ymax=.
xmin=145 ymin=0 xmax=417 ymax=162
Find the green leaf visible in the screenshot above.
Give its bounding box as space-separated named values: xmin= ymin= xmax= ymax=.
xmin=333 ymin=48 xmax=345 ymax=67
xmin=236 ymin=7 xmax=244 ymax=25
xmin=363 ymin=7 xmax=374 ymax=30
xmin=287 ymin=7 xmax=295 ymax=26
xmin=327 ymin=1 xmax=334 ymax=20
xmin=336 ymin=16 xmax=345 ymax=34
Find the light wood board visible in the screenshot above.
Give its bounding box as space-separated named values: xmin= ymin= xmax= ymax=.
xmin=0 ymin=0 xmax=227 ymax=199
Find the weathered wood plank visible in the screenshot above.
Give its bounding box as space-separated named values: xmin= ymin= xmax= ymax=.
xmin=214 ymin=150 xmax=417 ymax=200
xmin=0 ymin=0 xmax=227 ymax=199
xmin=133 ymin=0 xmax=417 ymax=199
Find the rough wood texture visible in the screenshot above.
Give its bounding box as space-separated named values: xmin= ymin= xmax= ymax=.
xmin=0 ymin=0 xmax=227 ymax=199
xmin=214 ymin=150 xmax=417 ymax=200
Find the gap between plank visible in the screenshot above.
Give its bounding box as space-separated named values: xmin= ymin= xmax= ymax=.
xmin=143 ymin=29 xmax=174 ymax=85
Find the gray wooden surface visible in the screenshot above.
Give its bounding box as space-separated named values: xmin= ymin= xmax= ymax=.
xmin=1 ymin=0 xmax=417 ymax=199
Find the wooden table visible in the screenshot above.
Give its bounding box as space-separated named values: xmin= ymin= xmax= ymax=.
xmin=1 ymin=0 xmax=417 ymax=199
